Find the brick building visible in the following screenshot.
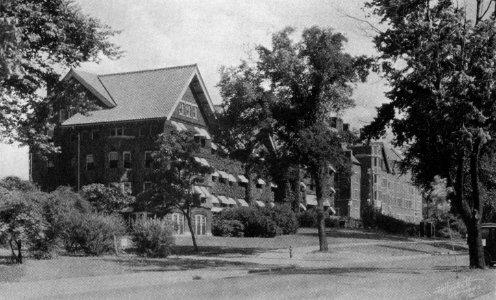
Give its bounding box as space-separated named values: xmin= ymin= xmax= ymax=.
xmin=352 ymin=142 xmax=423 ymax=224
xmin=31 ymin=64 xmax=274 ymax=236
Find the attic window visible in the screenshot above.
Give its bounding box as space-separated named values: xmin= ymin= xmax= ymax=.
xmin=110 ymin=127 xmax=124 ymax=136
xmin=178 ymin=101 xmax=199 ymax=120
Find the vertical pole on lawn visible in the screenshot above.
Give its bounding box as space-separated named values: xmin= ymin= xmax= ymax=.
xmin=447 ymin=216 xmax=459 ymax=279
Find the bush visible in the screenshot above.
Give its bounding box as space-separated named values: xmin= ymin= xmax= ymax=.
xmin=212 ymin=219 xmax=245 ymax=237
xmin=63 ymin=212 xmax=126 ymax=256
xmin=297 ymin=209 xmax=318 ymax=227
xmin=260 ymin=205 xmax=298 ymax=234
xmin=376 ymin=213 xmax=419 ymax=236
xmin=131 ymin=218 xmax=175 ymax=257
xmin=215 ymin=207 xmax=280 ymax=237
xmin=325 ymin=216 xmax=339 ymax=228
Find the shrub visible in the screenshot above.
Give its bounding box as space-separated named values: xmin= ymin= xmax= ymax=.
xmin=212 ymin=219 xmax=245 ymax=237
xmin=131 ymin=218 xmax=175 ymax=257
xmin=325 ymin=216 xmax=339 ymax=228
xmin=376 ymin=213 xmax=419 ymax=236
xmin=260 ymin=205 xmax=298 ymax=234
xmin=297 ymin=209 xmax=318 ymax=228
xmin=216 ymin=207 xmax=280 ymax=237
xmin=63 ymin=212 xmax=126 ymax=256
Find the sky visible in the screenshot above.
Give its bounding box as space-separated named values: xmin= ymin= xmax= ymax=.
xmin=1 ymin=0 xmax=389 ymax=180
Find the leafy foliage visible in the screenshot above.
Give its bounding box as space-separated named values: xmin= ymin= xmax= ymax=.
xmin=131 ymin=218 xmax=175 ymax=257
xmin=363 ymin=0 xmax=496 ymax=268
xmin=80 ymin=183 xmax=135 ymax=214
xmin=211 ymin=219 xmax=245 ymax=237
xmin=214 ymin=207 xmax=281 ymax=238
xmin=63 ymin=212 xmax=126 ymax=256
xmin=259 ymin=204 xmax=298 ymax=235
xmin=0 ymin=0 xmax=121 ymax=151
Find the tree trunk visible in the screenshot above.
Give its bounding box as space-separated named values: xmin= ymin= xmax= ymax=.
xmin=468 ymin=140 xmax=485 ymax=268
xmin=467 ymin=217 xmax=485 ymax=268
xmin=292 ymin=166 xmax=302 ymax=212
xmin=16 ymin=240 xmax=22 ymax=264
xmin=184 ymin=213 xmax=198 ymax=252
xmin=314 ymin=162 xmax=330 ymax=252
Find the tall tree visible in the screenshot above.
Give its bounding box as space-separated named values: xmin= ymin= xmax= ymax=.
xmin=142 ymin=128 xmax=212 ymax=252
xmin=363 ymin=0 xmax=496 ymax=268
xmin=0 ymin=0 xmax=120 ymax=151
xmin=215 ymin=62 xmax=273 ymax=204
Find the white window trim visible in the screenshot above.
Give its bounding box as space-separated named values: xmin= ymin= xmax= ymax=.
xmin=109 ymin=151 xmax=119 ymax=168
xmin=144 ymin=151 xmax=153 ymax=168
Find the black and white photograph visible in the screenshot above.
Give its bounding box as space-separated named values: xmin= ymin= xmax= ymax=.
xmin=1 ymin=0 xmax=496 ymax=299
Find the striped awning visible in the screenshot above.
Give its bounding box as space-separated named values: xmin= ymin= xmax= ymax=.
xmin=237 ymin=199 xmax=249 ymax=207
xmin=194 ymin=157 xmax=210 ymax=167
xmin=211 ymin=170 xmax=219 ymax=177
xmin=269 ymin=202 xmax=275 ymax=208
xmin=255 ymin=200 xmax=265 ymax=207
xmin=299 ymin=203 xmax=307 ymax=211
xmin=329 ymin=187 xmax=336 ymax=194
xmin=193 ymin=185 xmax=206 ymax=197
xmin=257 ymin=178 xmax=266 ymax=185
xmin=211 ymin=207 xmax=223 ymax=212
xmin=323 ymin=199 xmax=331 ymax=207
xmin=210 ymin=142 xmax=218 ymax=150
xmin=218 ymin=171 xmax=229 ymax=179
xmin=237 ymin=174 xmax=249 ymax=183
xmin=210 ymin=195 xmax=220 ymax=204
xmin=228 ymin=174 xmax=237 ymax=182
xmin=306 ymin=194 xmax=317 ymax=206
xmin=217 ymin=195 xmax=230 ymax=205
xmin=270 ymin=182 xmax=278 ymax=188
xmin=227 ymin=197 xmax=237 ymax=206
xmin=193 ymin=127 xmax=211 ymax=139
xmin=171 ymin=120 xmax=187 ymax=131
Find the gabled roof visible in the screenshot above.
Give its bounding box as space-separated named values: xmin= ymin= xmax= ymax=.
xmin=62 ymin=64 xmax=215 ymax=126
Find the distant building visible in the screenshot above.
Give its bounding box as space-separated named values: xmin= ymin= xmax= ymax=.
xmin=334 ymin=150 xmax=361 ymax=219
xmin=352 ymin=142 xmax=423 ymax=224
xmin=31 ymin=64 xmax=274 ymax=236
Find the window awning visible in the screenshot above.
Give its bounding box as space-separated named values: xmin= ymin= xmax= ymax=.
xmin=329 ymin=164 xmax=337 ymax=173
xmin=217 ymin=195 xmax=230 ymax=205
xmin=237 ymin=174 xmax=249 ymax=183
xmin=210 ymin=195 xmax=220 ymax=204
xmin=218 ymin=171 xmax=229 ymax=179
xmin=323 ymin=199 xmax=331 ymax=207
xmin=171 ymin=120 xmax=187 ymax=132
xmin=299 ymin=203 xmax=307 ymax=211
xmin=193 ymin=127 xmax=212 ymax=139
xmin=255 ymin=200 xmax=265 ymax=207
xmin=227 ymin=197 xmax=237 ymax=206
xmin=300 ymin=182 xmax=307 ymax=189
xmin=257 ymin=178 xmax=266 ymax=185
xmin=211 ymin=207 xmax=223 ymax=212
xmin=194 ymin=157 xmax=210 ymax=167
xmin=193 ymin=185 xmax=206 ymax=197
xmin=237 ymin=199 xmax=249 ymax=207
xmin=306 ymin=194 xmax=317 ymax=206
xmin=200 ymin=186 xmax=211 ymax=198
xmin=210 ymin=142 xmax=218 ymax=150
xmin=270 ymin=182 xmax=278 ymax=188
xmin=211 ymin=170 xmax=219 ymax=177
xmin=329 ymin=187 xmax=336 ymax=194
xmin=228 ymin=174 xmax=237 ymax=182
xmin=269 ymin=202 xmax=275 ymax=208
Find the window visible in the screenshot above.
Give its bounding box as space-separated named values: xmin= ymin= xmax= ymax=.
xmin=143 ymin=181 xmax=153 ymax=192
xmin=184 ymin=104 xmax=191 ymax=117
xmin=172 ymin=213 xmax=185 ymax=234
xmin=91 ymin=130 xmax=99 ymax=140
xmin=191 ymin=106 xmax=198 ymax=119
xmin=178 ymin=103 xmax=184 ymax=115
xmin=194 ymin=214 xmax=206 ymax=236
xmin=86 ymin=154 xmax=95 ymax=171
xmin=373 ymin=157 xmax=377 ymax=167
xmin=110 ymin=127 xmax=124 ymax=136
xmin=145 ymin=151 xmax=153 ymax=168
xmin=373 ymin=174 xmax=378 ymax=184
xmin=47 ymin=160 xmax=55 ymax=168
xmin=123 ymin=151 xmax=131 ymax=169
xmin=121 ymin=182 xmax=132 ymax=195
xmin=109 ymin=151 xmax=118 ymax=168
xmin=109 ymin=182 xmax=120 ymax=189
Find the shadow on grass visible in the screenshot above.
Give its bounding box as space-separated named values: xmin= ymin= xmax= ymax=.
xmin=298 ymin=228 xmax=411 ymax=241
xmin=377 ymin=245 xmax=432 ymax=254
xmin=257 ymin=266 xmax=424 ymax=276
xmin=104 ymin=256 xmax=266 ymax=273
xmin=0 ymin=255 xmax=24 ymax=282
xmin=171 ymin=245 xmax=265 ymax=257
xmin=430 ymin=242 xmax=468 ymax=252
